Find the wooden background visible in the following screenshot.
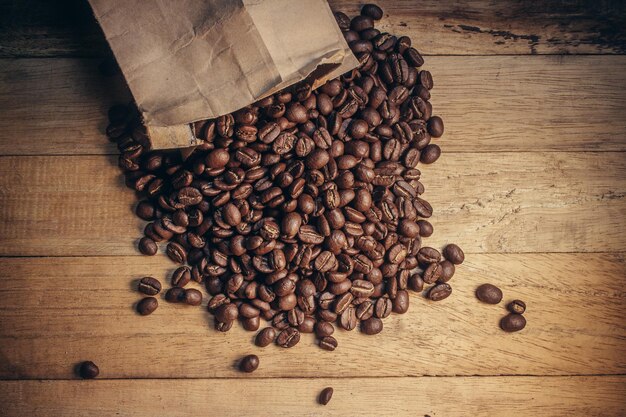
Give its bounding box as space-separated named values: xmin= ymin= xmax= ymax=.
xmin=1 ymin=0 xmax=625 ymax=415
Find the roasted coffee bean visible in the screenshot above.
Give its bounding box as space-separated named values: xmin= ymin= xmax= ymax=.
xmin=361 ymin=317 xmax=383 ymax=335
xmin=500 ymin=313 xmax=527 ymax=332
xmin=443 ymin=243 xmax=465 ymax=265
xmin=276 ymin=327 xmax=300 ymax=348
xmin=255 ymin=327 xmax=276 ymax=347
xmin=165 ymin=287 xmax=185 ymax=303
xmin=417 ymin=247 xmax=441 ymax=265
xmin=392 ymin=290 xmax=409 ymax=314
xmin=78 ymin=361 xmax=99 ymax=379
xmin=339 ymin=305 xmax=357 ymax=330
xmin=508 ymin=300 xmax=526 ymax=314
xmin=138 ymin=277 xmax=161 ymax=295
xmin=356 ymin=300 xmax=374 ymax=320
xmin=416 ymin=220 xmax=433 ymax=237
xmin=137 ymin=297 xmax=158 ymax=315
xmin=183 ymin=288 xmax=202 ymax=306
xmin=476 ymin=284 xmax=503 ymax=304
xmin=314 ymin=386 xmax=335 ymax=408
xmin=420 ymin=144 xmax=441 ymax=164
xmin=422 ymin=262 xmax=442 ymax=284
xmin=439 ymin=260 xmax=455 ymax=282
xmin=428 ymin=283 xmax=452 ymax=301
xmin=361 ymin=3 xmax=383 ymax=20
xmin=215 ymin=303 xmax=239 ymax=322
xmin=166 ymin=242 xmax=187 ymax=264
xmin=319 ymin=336 xmax=338 ymax=351
xmin=374 ymin=297 xmax=393 ymax=318
xmin=427 ymin=116 xmax=444 ymax=137
xmin=315 ymin=321 xmax=335 ymax=338
xmin=239 ymin=354 xmax=259 ymax=373
xmin=408 ymin=273 xmax=424 ymax=292
xmin=171 ymin=266 xmax=191 ymax=287
xmin=138 ymin=237 xmax=158 ymax=256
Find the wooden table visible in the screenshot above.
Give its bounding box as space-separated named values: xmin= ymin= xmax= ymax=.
xmin=1 ymin=1 xmax=625 ymax=415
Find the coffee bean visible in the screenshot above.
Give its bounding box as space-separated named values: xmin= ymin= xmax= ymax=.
xmin=215 ymin=303 xmax=239 ymax=322
xmin=508 ymin=300 xmax=526 ymax=314
xmin=256 ymin=327 xmax=276 ymax=347
xmin=428 ymin=283 xmax=452 ymax=301
xmin=417 ymin=247 xmax=441 ymax=265
xmin=361 ymin=3 xmax=383 ymax=20
xmin=138 ymin=237 xmax=157 ymax=256
xmin=438 ymin=260 xmax=455 ymax=282
xmin=339 ymin=305 xmax=357 ymax=330
xmin=166 ymin=242 xmax=187 ymax=264
xmin=351 ymin=15 xmax=374 ymax=32
xmin=171 ymin=266 xmax=191 ymax=287
xmin=276 ymin=327 xmax=300 ymax=348
xmin=476 ymin=284 xmax=502 ymax=304
xmin=416 ymin=220 xmax=433 ymax=237
xmin=315 ymin=321 xmax=335 ymax=338
xmin=427 ymin=116 xmax=444 ymax=137
xmin=404 ymin=47 xmax=424 ymax=67
xmin=361 ymin=317 xmax=383 ymax=335
xmin=78 ymin=361 xmax=99 ymax=379
xmin=500 ymin=313 xmax=526 ymax=332
xmin=138 ymin=277 xmax=161 ymax=295
xmin=318 ymin=387 xmax=334 ymax=405
xmin=408 ymin=273 xmax=424 ymax=292
xmin=420 ymin=144 xmax=441 ymax=164
xmin=137 ymin=297 xmax=158 ymax=315
xmin=392 ymin=289 xmax=409 ymax=314
xmin=165 ymin=287 xmax=185 ymax=303
xmin=374 ymin=297 xmax=393 ymax=318
xmin=183 ymin=288 xmax=202 ymax=306
xmin=423 ymin=262 xmax=442 ymax=284
xmin=319 ymin=336 xmax=338 ymax=351
xmin=239 ymin=354 xmax=259 ymax=373
xmin=443 ymin=243 xmax=465 ymax=265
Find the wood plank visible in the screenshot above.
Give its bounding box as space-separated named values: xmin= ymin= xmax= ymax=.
xmin=2 ymin=56 xmax=625 ymax=156
xmin=1 ymin=0 xmax=625 ymax=57
xmin=1 ymin=377 xmax=625 ymax=417
xmin=0 ymin=152 xmax=624 ymax=256
xmin=0 ymin=254 xmax=623 ymax=378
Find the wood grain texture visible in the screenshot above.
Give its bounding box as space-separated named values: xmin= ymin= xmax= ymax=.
xmin=1 ymin=0 xmax=625 ymax=57
xmin=0 ymin=254 xmax=623 ymax=379
xmin=1 ymin=376 xmax=625 ymax=416
xmin=0 ymin=152 xmax=624 ymax=256
xmin=2 ymin=56 xmax=625 ymax=156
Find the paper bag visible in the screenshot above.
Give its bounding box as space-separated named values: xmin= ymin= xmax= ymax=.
xmin=88 ymin=0 xmax=359 ymax=149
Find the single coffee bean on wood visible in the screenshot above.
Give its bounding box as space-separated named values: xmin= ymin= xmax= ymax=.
xmin=255 ymin=327 xmax=276 ymax=347
xmin=318 ymin=387 xmax=334 ymax=405
xmin=507 ymin=300 xmax=526 ymax=314
xmin=239 ymin=354 xmax=259 ymax=373
xmin=138 ymin=237 xmax=157 ymax=256
xmin=443 ymin=243 xmax=465 ymax=264
xmin=500 ymin=313 xmax=527 ymax=332
xmin=78 ymin=361 xmax=99 ymax=379
xmin=137 ymin=297 xmax=158 ymax=315
xmin=319 ymin=336 xmax=338 ymax=351
xmin=138 ymin=277 xmax=161 ymax=295
xmin=476 ymin=284 xmax=503 ymax=304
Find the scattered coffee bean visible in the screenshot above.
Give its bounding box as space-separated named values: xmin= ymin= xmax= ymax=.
xmin=138 ymin=237 xmax=157 ymax=256
xmin=78 ymin=361 xmax=99 ymax=379
xmin=276 ymin=327 xmax=300 ymax=348
xmin=318 ymin=387 xmax=334 ymax=405
xmin=443 ymin=243 xmax=464 ymax=265
xmin=239 ymin=354 xmax=259 ymax=373
xmin=165 ymin=287 xmax=185 ymax=303
xmin=255 ymin=327 xmax=276 ymax=347
xmin=137 ymin=297 xmax=158 ymax=315
xmin=319 ymin=336 xmax=338 ymax=351
xmin=476 ymin=284 xmax=502 ymax=304
xmin=428 ymin=283 xmax=452 ymax=301
xmin=183 ymin=288 xmax=203 ymax=306
xmin=507 ymin=300 xmax=526 ymax=314
xmin=500 ymin=313 xmax=526 ymax=332
xmin=138 ymin=277 xmax=161 ymax=295
xmin=361 ymin=317 xmax=383 ymax=335
xmin=361 ymin=4 xmax=383 ymax=20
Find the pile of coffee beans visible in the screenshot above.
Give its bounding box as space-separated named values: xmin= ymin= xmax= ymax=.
xmin=105 ymin=4 xmax=465 ymax=350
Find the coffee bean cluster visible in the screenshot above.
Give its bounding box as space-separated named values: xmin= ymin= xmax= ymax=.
xmin=105 ymin=4 xmax=464 ymax=350
xmin=476 ymin=283 xmax=527 ymax=332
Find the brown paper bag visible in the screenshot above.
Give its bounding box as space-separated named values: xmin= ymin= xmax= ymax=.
xmin=89 ymin=0 xmax=358 ymax=149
